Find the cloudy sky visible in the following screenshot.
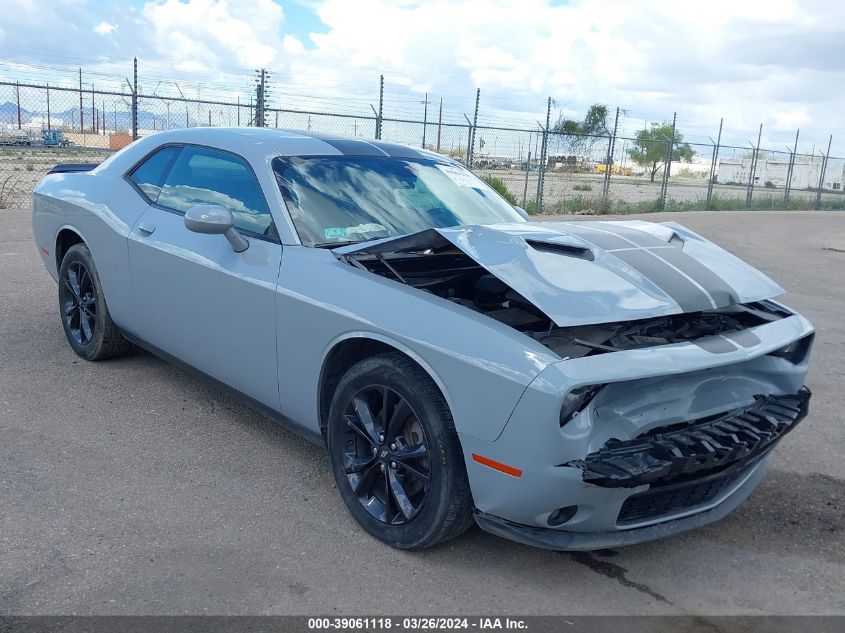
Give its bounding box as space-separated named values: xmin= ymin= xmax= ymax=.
xmin=1 ymin=0 xmax=843 ymax=153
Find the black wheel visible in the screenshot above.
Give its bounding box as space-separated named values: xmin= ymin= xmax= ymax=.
xmin=327 ymin=352 xmax=474 ymax=550
xmin=57 ymin=243 xmax=132 ymax=361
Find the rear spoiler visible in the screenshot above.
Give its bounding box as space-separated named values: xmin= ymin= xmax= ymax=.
xmin=48 ymin=163 xmax=98 ymax=175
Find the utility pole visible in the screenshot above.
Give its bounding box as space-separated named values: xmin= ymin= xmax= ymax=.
xmin=131 ymin=57 xmax=138 ymax=139
xmin=436 ymin=98 xmax=442 ymax=153
xmin=255 ymin=68 xmax=266 ymax=127
xmin=376 ymin=74 xmax=384 ymax=139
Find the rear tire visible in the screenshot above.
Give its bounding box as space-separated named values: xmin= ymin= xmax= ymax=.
xmin=57 ymin=243 xmax=132 ymax=361
xmin=327 ymin=352 xmax=474 ymax=550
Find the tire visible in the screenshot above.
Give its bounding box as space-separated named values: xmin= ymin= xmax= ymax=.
xmin=57 ymin=243 xmax=132 ymax=361
xmin=327 ymin=352 xmax=474 ymax=550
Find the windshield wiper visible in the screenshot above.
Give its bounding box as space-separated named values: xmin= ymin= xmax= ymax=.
xmin=311 ymin=240 xmax=361 ymax=249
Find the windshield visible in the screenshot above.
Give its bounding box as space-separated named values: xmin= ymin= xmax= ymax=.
xmin=272 ymin=155 xmax=525 ymax=246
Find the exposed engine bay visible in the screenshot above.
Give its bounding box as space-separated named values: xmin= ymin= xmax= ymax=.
xmin=340 ymin=247 xmax=789 ymax=359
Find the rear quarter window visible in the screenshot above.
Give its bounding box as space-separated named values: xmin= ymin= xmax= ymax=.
xmin=128 ymin=146 xmax=181 ymax=203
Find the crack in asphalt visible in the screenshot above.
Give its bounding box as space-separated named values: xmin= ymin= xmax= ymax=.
xmin=567 ymin=551 xmax=672 ymax=605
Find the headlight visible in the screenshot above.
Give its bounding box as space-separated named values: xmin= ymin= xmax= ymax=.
xmin=559 ymin=384 xmax=603 ymax=427
xmin=769 ymin=334 xmax=813 ymax=364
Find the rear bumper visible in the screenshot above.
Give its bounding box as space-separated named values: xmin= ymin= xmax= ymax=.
xmin=474 ymin=455 xmax=768 ymax=551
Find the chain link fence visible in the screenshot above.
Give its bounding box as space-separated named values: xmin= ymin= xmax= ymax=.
xmin=3 ymin=66 xmax=845 ymax=213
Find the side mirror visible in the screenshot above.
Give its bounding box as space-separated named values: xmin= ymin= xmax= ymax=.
xmin=513 ymin=206 xmax=529 ymax=219
xmin=184 ymin=204 xmax=249 ymax=252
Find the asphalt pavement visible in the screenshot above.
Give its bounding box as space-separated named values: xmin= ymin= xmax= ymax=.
xmin=1 ymin=208 xmax=843 ymax=615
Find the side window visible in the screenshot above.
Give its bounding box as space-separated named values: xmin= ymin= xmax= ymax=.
xmin=128 ymin=146 xmax=180 ymax=203
xmin=157 ymin=146 xmax=276 ymax=238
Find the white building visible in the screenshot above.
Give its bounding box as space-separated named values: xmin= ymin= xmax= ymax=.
xmin=718 ymin=155 xmax=843 ymax=191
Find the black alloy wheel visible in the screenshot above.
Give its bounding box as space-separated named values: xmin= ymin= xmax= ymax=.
xmin=342 ymin=385 xmax=432 ymax=525
xmin=60 ymin=260 xmax=97 ymax=345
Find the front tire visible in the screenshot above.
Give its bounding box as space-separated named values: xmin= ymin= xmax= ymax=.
xmin=327 ymin=352 xmax=474 ymax=550
xmin=57 ymin=243 xmax=132 ymax=361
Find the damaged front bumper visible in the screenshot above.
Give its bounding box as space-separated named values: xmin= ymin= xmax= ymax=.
xmin=459 ymin=309 xmax=814 ymax=550
xmin=564 ymin=388 xmax=810 ymax=489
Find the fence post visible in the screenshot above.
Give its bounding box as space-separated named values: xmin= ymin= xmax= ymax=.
xmin=78 ymin=68 xmax=84 ymax=133
xmin=658 ymin=112 xmax=676 ymax=210
xmin=706 ymin=118 xmax=723 ymax=210
xmin=523 ymin=150 xmax=531 ymax=207
xmin=745 ymin=124 xmax=762 ymax=208
xmin=421 ymin=92 xmax=428 ymax=148
xmin=436 ymin=98 xmax=442 ymax=153
xmin=46 ymin=83 xmax=51 ymax=131
xmin=815 ymin=134 xmax=833 ymax=210
xmin=131 ymin=57 xmax=138 ymax=140
xmin=15 ymin=82 xmax=21 ymax=129
xmin=535 ymin=97 xmax=552 ymax=213
xmin=468 ymin=88 xmax=480 ymax=168
xmin=463 ymin=115 xmax=473 ymax=167
xmin=602 ymin=107 xmax=620 ymax=204
xmin=784 ymin=129 xmax=799 ymax=205
xmin=376 ymin=74 xmax=384 ymax=139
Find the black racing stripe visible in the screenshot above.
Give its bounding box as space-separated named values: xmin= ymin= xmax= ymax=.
xmin=695 ymin=337 xmax=738 ymax=354
xmin=582 ymin=223 xmax=668 ymax=247
xmin=319 ymin=138 xmax=388 ymax=156
xmin=612 ymin=249 xmax=714 ymax=312
xmin=725 ymin=330 xmax=761 ymax=348
xmin=374 ymin=142 xmax=426 ymax=158
xmin=562 ymin=226 xmax=631 ymax=250
xmin=651 ymin=247 xmax=738 ymax=308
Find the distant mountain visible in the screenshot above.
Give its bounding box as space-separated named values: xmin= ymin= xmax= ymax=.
xmin=0 ymin=101 xmax=173 ymax=131
xmin=0 ymin=101 xmax=35 ymax=124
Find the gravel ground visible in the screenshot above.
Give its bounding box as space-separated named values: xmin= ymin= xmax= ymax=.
xmin=1 ymin=208 xmax=843 ymax=615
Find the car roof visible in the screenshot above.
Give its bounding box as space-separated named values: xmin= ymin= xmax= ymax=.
xmin=133 ymin=127 xmax=452 ymax=162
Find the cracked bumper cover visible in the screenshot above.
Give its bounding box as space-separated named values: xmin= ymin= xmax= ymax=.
xmin=563 ymin=388 xmax=811 ymax=488
xmin=473 ymin=453 xmax=769 ymax=551
xmin=459 ymin=311 xmax=814 ymax=544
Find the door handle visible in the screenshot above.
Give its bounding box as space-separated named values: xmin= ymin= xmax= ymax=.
xmin=137 ymin=222 xmax=156 ymax=236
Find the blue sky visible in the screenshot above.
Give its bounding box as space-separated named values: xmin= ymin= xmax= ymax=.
xmin=1 ymin=0 xmax=844 ymax=153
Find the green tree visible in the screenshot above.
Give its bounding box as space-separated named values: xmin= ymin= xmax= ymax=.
xmin=629 ymin=122 xmax=695 ymax=182
xmin=551 ymin=104 xmax=611 ymax=156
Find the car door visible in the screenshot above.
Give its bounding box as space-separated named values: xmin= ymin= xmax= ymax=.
xmin=125 ymin=144 xmax=282 ymax=410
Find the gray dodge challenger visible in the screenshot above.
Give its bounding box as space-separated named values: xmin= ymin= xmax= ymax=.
xmin=33 ymin=128 xmax=813 ymax=551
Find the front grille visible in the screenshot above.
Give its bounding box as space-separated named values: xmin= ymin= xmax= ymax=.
xmin=563 ymin=387 xmax=810 ymax=488
xmin=617 ymin=467 xmax=747 ymax=525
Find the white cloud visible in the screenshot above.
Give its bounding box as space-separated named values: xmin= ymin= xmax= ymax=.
xmin=93 ymin=21 xmax=117 ymax=35
xmin=1 ymin=0 xmax=844 ymax=150
xmin=142 ymin=0 xmax=285 ymax=69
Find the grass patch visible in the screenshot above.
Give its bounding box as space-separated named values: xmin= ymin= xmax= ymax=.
xmin=535 ymin=193 xmax=845 ymax=215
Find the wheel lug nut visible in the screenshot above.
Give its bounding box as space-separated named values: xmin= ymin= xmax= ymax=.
xmin=390 ymin=461 xmax=397 ymax=469
xmin=390 ymin=443 xmax=396 ymax=451
xmin=379 ymin=463 xmax=385 ymax=472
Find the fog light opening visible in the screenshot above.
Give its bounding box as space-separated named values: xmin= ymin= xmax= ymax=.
xmin=547 ymin=505 xmax=578 ymax=527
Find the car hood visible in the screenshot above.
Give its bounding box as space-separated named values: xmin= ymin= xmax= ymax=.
xmin=334 ymin=220 xmax=783 ymax=327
